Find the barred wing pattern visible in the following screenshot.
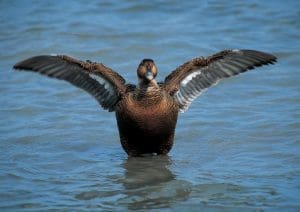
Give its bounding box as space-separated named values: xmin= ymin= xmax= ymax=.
xmin=165 ymin=50 xmax=277 ymax=112
xmin=13 ymin=55 xmax=127 ymax=112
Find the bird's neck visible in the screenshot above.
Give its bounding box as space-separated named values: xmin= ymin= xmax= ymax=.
xmin=134 ymin=80 xmax=162 ymax=104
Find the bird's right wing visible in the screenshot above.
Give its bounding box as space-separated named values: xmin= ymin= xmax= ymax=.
xmin=13 ymin=55 xmax=127 ymax=112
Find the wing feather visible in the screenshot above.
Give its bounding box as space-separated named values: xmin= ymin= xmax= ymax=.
xmin=164 ymin=49 xmax=277 ymax=112
xmin=13 ymin=55 xmax=127 ymax=111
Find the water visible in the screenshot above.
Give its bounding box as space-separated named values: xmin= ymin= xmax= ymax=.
xmin=1 ymin=0 xmax=300 ymax=210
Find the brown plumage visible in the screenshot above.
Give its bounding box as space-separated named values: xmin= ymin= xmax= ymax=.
xmin=13 ymin=49 xmax=277 ymax=156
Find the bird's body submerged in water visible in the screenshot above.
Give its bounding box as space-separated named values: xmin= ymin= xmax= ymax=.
xmin=14 ymin=49 xmax=277 ymax=156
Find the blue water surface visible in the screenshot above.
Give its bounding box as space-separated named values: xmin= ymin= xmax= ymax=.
xmin=0 ymin=0 xmax=299 ymax=210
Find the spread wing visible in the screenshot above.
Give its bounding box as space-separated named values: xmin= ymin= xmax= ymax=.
xmin=164 ymin=49 xmax=277 ymax=112
xmin=13 ymin=55 xmax=127 ymax=112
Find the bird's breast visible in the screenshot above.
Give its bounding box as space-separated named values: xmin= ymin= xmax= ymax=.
xmin=116 ymin=94 xmax=179 ymax=135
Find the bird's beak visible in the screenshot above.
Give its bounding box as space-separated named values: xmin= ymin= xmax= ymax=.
xmin=145 ymin=70 xmax=154 ymax=81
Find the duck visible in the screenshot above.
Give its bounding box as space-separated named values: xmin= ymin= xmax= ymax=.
xmin=13 ymin=49 xmax=277 ymax=156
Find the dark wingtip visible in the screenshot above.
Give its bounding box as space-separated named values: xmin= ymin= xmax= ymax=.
xmin=13 ymin=57 xmax=35 ymax=70
xmin=13 ymin=62 xmax=23 ymax=70
xmin=268 ymin=52 xmax=277 ymax=63
xmin=268 ymin=55 xmax=277 ymax=66
xmin=13 ymin=60 xmax=21 ymax=69
xmin=13 ymin=55 xmax=50 ymax=71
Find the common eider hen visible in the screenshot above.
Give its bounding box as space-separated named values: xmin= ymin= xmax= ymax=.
xmin=13 ymin=49 xmax=277 ymax=156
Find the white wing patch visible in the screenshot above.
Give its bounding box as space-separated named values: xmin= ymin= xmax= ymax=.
xmin=174 ymin=69 xmax=210 ymax=113
xmin=181 ymin=71 xmax=202 ymax=86
xmin=89 ymin=73 xmax=112 ymax=92
xmin=88 ymin=73 xmax=118 ymax=111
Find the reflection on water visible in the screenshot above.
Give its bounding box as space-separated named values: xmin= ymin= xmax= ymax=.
xmin=76 ymin=156 xmax=192 ymax=210
xmin=120 ymin=156 xmax=191 ymax=210
xmin=122 ymin=155 xmax=175 ymax=188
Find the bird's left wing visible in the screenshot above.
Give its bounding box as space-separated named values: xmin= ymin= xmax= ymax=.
xmin=164 ymin=50 xmax=277 ymax=112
